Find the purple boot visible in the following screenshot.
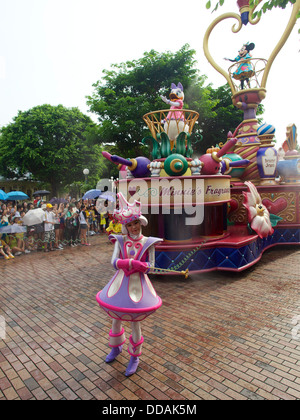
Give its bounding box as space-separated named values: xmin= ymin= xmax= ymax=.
xmin=105 ymin=345 xmax=122 ymax=363
xmin=125 ymin=356 xmax=139 ymax=376
xmin=125 ymin=334 xmax=144 ymax=376
xmin=106 ymin=327 xmax=126 ymax=363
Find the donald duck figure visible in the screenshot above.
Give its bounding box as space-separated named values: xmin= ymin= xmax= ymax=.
xmin=96 ymin=193 xmax=163 ymax=376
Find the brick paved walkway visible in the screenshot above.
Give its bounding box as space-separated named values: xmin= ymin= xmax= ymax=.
xmin=1 ymin=235 xmax=300 ymax=400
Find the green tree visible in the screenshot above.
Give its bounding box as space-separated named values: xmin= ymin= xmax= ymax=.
xmin=206 ymin=0 xmax=300 ymax=31
xmin=206 ymin=0 xmax=297 ymax=13
xmin=87 ymin=44 xmax=202 ymax=156
xmin=87 ymin=44 xmax=259 ymax=156
xmin=0 ymin=104 xmax=103 ymax=196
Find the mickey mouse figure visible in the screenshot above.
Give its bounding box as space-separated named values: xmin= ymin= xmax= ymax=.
xmin=224 ymin=42 xmax=255 ymax=89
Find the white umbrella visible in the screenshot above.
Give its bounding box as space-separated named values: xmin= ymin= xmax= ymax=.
xmin=22 ymin=208 xmax=45 ymax=226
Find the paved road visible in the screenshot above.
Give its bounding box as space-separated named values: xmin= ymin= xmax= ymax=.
xmin=1 ymin=235 xmax=300 ymax=400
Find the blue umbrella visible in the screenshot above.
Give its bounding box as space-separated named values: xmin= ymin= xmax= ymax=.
xmin=82 ymin=189 xmax=102 ymax=200
xmin=0 ymin=189 xmax=8 ymax=201
xmin=7 ymin=191 xmax=29 ymax=201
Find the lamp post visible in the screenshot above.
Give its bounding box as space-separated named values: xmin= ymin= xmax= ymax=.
xmin=109 ymin=176 xmax=114 ymax=193
xmin=83 ymin=168 xmax=89 ymax=184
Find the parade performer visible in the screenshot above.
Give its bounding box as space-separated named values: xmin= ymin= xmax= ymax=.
xmin=160 ymin=82 xmax=189 ymax=146
xmin=161 ymin=82 xmax=185 ymax=121
xmin=224 ymin=42 xmax=255 ymax=89
xmin=96 ymin=193 xmax=162 ymax=376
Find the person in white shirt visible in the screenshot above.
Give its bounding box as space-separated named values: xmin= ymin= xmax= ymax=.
xmin=43 ymin=203 xmax=56 ymax=252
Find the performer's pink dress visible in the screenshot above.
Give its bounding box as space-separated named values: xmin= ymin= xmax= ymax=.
xmin=166 ymin=99 xmax=184 ymax=120
xmin=96 ymin=234 xmax=162 ymax=322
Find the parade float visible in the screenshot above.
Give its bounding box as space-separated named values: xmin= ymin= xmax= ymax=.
xmin=102 ymin=0 xmax=300 ymax=276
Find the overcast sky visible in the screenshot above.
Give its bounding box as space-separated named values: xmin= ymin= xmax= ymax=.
xmin=0 ymin=0 xmax=299 ymax=147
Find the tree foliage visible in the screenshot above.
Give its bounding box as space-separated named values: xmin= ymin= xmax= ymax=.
xmin=87 ymin=44 xmax=199 ymax=155
xmin=206 ymin=0 xmax=300 ymax=30
xmin=206 ymin=0 xmax=297 ymax=13
xmin=0 ymin=104 xmax=103 ymax=196
xmin=87 ymin=44 xmax=256 ymax=156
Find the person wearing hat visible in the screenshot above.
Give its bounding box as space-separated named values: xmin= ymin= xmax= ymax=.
xmin=43 ymin=203 xmax=56 ymax=252
xmin=96 ymin=193 xmax=163 ymax=377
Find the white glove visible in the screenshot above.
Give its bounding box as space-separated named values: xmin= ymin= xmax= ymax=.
xmin=160 ymin=95 xmax=170 ymax=104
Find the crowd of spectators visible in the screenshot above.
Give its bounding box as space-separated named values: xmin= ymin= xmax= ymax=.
xmin=0 ymin=195 xmax=120 ymax=261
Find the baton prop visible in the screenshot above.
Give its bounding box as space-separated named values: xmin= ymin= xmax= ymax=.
xmin=150 ymin=267 xmax=189 ymax=279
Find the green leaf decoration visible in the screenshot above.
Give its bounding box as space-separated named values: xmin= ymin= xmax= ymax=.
xmin=269 ymin=213 xmax=283 ymax=227
xmin=247 ymin=223 xmax=255 ymax=235
xmin=175 ymin=132 xmax=187 ymax=156
xmin=194 ymin=133 xmax=203 ymax=145
xmin=142 ymin=135 xmax=161 ymax=160
xmin=186 ymin=133 xmax=193 ymax=158
xmin=159 ymin=132 xmax=171 ymax=158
